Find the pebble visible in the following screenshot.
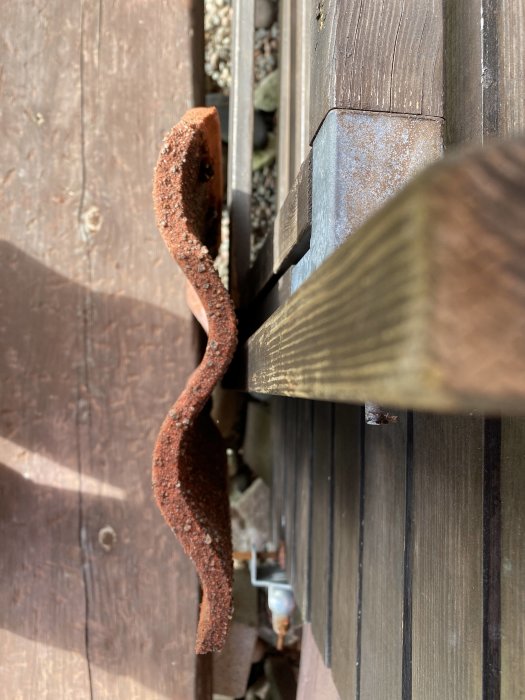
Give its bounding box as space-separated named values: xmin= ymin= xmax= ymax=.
xmin=254 ymin=69 xmax=279 ymax=112
xmin=255 ymin=0 xmax=277 ymax=29
xmin=254 ymin=110 xmax=268 ymax=149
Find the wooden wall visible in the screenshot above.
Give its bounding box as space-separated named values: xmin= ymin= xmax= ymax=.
xmin=268 ymin=1 xmax=525 ymax=699
xmin=0 ymin=2 xmax=206 ymax=698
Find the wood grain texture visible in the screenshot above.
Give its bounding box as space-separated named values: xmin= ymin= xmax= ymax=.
xmin=246 ymin=138 xmax=525 ymax=413
xmin=274 ymin=151 xmax=312 ymax=274
xmin=411 ymin=413 xmax=483 ymax=699
xmin=0 ymin=1 xmax=205 ymax=697
xmin=331 ymin=403 xmax=361 ymax=696
xmin=445 ymin=0 xmax=525 ymax=144
xmin=443 ymin=0 xmax=483 ymax=145
xmin=277 ymin=0 xmax=294 ymax=208
xmin=310 ymin=401 xmax=334 ymax=666
xmin=499 ymin=0 xmax=525 ymax=136
xmin=360 ymin=413 xmax=407 ymax=700
xmin=0 ymin=1 xmax=89 ymax=696
xmin=284 ymin=399 xmax=298 ymax=583
xmin=80 ymin=2 xmax=204 ymax=695
xmin=271 ymin=397 xmax=286 ymax=543
xmin=500 ymin=418 xmax=525 ymax=700
xmin=294 ymin=0 xmax=311 ymax=174
xmin=228 ymin=0 xmax=254 ymax=305
xmin=309 ymin=0 xmax=443 ymax=140
xmin=242 ymin=152 xmax=312 ymax=308
xmin=297 ymin=624 xmax=342 ymax=700
xmin=292 ymin=399 xmax=314 ymax=621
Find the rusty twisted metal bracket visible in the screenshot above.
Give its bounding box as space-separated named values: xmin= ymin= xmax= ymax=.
xmin=152 ymin=107 xmax=237 ymax=654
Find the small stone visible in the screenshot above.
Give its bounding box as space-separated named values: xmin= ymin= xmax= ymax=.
xmin=252 ymin=132 xmax=277 ymax=171
xmin=197 ymin=263 xmax=206 ymax=272
xmin=254 ymin=69 xmax=279 ymax=112
xmin=253 ymin=110 xmax=268 ymax=149
xmin=255 ymin=0 xmax=277 ymax=29
xmin=204 ymin=534 xmax=212 ymax=545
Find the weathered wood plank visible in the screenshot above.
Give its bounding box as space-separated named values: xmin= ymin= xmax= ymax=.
xmin=445 ymin=0 xmax=525 ymax=144
xmin=309 ymin=0 xmax=443 ymax=140
xmin=411 ymin=413 xmax=483 ymax=699
xmin=0 ymin=0 xmax=204 ymax=697
xmin=243 ymin=152 xmax=312 ymax=307
xmin=294 ymin=0 xmax=311 ymax=174
xmin=246 ymin=138 xmax=525 ymax=413
xmin=71 ymin=1 xmax=204 ymax=697
xmin=500 ymin=417 xmax=525 ymax=700
xmin=228 ymin=0 xmax=255 ymax=305
xmin=277 ymin=0 xmax=294 ymax=208
xmin=500 ymin=0 xmax=525 ymax=136
xmin=331 ymin=403 xmax=361 ymax=694
xmin=360 ymin=413 xmax=407 ymax=700
xmin=443 ymin=0 xmax=483 ymax=146
xmin=0 ymin=1 xmax=92 ymax=696
xmin=292 ymin=399 xmax=314 ymax=620
xmin=297 ymin=623 xmax=342 ymax=700
xmin=274 ymin=151 xmax=312 ymax=275
xmin=310 ymin=401 xmax=334 ymax=665
xmin=284 ymin=399 xmax=298 ymax=583
xmin=271 ymin=397 xmax=286 ymax=543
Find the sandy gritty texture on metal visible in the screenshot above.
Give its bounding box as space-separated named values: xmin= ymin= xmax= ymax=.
xmin=152 ymin=107 xmax=237 ymax=654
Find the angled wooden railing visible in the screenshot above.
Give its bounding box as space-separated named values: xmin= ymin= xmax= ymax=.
xmin=245 ymin=137 xmax=525 ymax=413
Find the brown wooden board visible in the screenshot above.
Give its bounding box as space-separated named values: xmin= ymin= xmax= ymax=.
xmin=297 ymin=624 xmax=342 ymax=700
xmin=284 ymin=398 xmax=298 ymax=582
xmin=246 ymin=138 xmax=525 ymax=414
xmin=0 ymin=0 xmax=89 ymax=695
xmin=443 ymin=0 xmax=483 ymax=146
xmin=310 ymin=401 xmax=335 ymax=666
xmin=274 ymin=152 xmax=312 ymax=275
xmin=79 ymin=3 xmax=205 ymax=695
xmin=293 ymin=399 xmax=314 ymax=620
xmin=228 ymin=0 xmax=255 ymax=306
xmin=500 ymin=0 xmax=525 ymax=136
xmin=0 ymin=1 xmax=205 ymax=697
xmin=277 ymin=0 xmax=294 ymax=208
xmin=500 ymin=417 xmax=525 ymax=700
xmin=360 ymin=412 xmax=407 ymax=700
xmin=309 ymin=0 xmax=443 ymax=141
xmin=271 ymin=397 xmax=286 ymax=543
xmin=331 ymin=403 xmax=362 ymax=694
xmin=294 ymin=0 xmax=311 ymax=175
xmin=411 ymin=413 xmax=483 ymax=699
xmin=243 ymin=152 xmax=312 ymax=308
xmin=445 ymin=0 xmax=524 ymax=145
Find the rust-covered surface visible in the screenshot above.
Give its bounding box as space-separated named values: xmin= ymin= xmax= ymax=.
xmin=152 ymin=107 xmax=238 ymax=654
